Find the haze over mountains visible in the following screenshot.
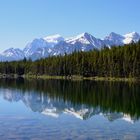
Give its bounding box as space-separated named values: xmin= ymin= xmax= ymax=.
xmin=0 ymin=32 xmax=140 ymax=61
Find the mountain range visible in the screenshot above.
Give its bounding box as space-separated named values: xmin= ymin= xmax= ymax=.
xmin=0 ymin=32 xmax=140 ymax=61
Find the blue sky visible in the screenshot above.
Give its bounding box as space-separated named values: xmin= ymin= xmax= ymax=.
xmin=0 ymin=0 xmax=140 ymax=52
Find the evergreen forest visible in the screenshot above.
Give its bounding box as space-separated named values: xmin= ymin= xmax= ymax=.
xmin=0 ymin=41 xmax=140 ymax=78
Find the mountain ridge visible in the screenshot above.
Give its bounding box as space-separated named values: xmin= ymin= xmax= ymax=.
xmin=1 ymin=32 xmax=140 ymax=61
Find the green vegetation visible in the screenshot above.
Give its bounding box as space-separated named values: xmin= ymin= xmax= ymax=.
xmin=0 ymin=41 xmax=140 ymax=80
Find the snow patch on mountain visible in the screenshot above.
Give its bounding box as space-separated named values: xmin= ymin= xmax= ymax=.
xmin=44 ymin=34 xmax=64 ymax=44
xmin=0 ymin=48 xmax=24 ymax=61
xmin=123 ymin=32 xmax=140 ymax=44
xmin=104 ymin=32 xmax=125 ymax=46
xmin=0 ymin=31 xmax=140 ymax=61
xmin=66 ymin=33 xmax=91 ymax=44
xmin=23 ymin=38 xmax=49 ymax=57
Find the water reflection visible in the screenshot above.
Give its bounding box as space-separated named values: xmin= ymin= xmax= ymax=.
xmin=0 ymin=78 xmax=140 ymax=122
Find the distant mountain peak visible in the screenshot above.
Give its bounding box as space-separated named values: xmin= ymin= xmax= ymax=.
xmin=65 ymin=32 xmax=93 ymax=45
xmin=76 ymin=32 xmax=91 ymax=38
xmin=43 ymin=34 xmax=64 ymax=44
xmin=1 ymin=48 xmax=24 ymax=61
xmin=123 ymin=32 xmax=140 ymax=44
xmin=104 ymin=32 xmax=125 ymax=46
xmin=110 ymin=32 xmax=120 ymax=35
xmin=44 ymin=34 xmax=61 ymax=38
xmin=105 ymin=32 xmax=124 ymax=40
xmin=124 ymin=31 xmax=140 ymax=38
xmin=68 ymin=32 xmax=91 ymax=39
xmin=1 ymin=31 xmax=140 ymax=61
xmin=3 ymin=48 xmax=23 ymax=54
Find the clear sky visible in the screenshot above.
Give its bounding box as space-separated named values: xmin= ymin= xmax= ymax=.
xmin=0 ymin=0 xmax=140 ymax=52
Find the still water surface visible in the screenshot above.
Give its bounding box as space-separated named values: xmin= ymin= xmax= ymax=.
xmin=0 ymin=78 xmax=140 ymax=140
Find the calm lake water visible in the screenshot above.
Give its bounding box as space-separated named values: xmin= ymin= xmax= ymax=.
xmin=0 ymin=78 xmax=140 ymax=140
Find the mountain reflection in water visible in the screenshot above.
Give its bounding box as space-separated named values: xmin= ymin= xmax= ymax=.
xmin=0 ymin=78 xmax=140 ymax=123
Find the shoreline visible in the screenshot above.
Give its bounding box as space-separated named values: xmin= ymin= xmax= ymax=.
xmin=0 ymin=74 xmax=138 ymax=82
xmin=12 ymin=74 xmax=140 ymax=82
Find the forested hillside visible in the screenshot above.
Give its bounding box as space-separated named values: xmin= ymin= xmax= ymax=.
xmin=0 ymin=41 xmax=140 ymax=78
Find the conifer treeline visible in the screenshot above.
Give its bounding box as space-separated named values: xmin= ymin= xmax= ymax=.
xmin=0 ymin=41 xmax=140 ymax=78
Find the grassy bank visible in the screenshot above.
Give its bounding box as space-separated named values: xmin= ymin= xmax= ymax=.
xmin=23 ymin=74 xmax=137 ymax=82
xmin=0 ymin=73 xmax=138 ymax=82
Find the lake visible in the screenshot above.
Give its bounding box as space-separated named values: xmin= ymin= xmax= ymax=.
xmin=0 ymin=78 xmax=140 ymax=140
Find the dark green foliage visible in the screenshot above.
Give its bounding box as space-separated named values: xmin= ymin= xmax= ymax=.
xmin=0 ymin=41 xmax=140 ymax=78
xmin=0 ymin=78 xmax=140 ymax=119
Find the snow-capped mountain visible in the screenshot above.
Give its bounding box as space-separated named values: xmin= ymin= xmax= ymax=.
xmin=50 ymin=33 xmax=105 ymax=56
xmin=104 ymin=32 xmax=140 ymax=46
xmin=44 ymin=34 xmax=64 ymax=46
xmin=123 ymin=32 xmax=140 ymax=44
xmin=23 ymin=35 xmax=64 ymax=60
xmin=1 ymin=48 xmax=24 ymax=61
xmin=66 ymin=32 xmax=104 ymax=50
xmin=66 ymin=32 xmax=104 ymax=49
xmin=23 ymin=38 xmax=49 ymax=57
xmin=104 ymin=32 xmax=125 ymax=46
xmin=0 ymin=32 xmax=140 ymax=61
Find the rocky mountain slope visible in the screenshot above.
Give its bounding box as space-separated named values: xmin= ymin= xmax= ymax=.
xmin=0 ymin=32 xmax=140 ymax=61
